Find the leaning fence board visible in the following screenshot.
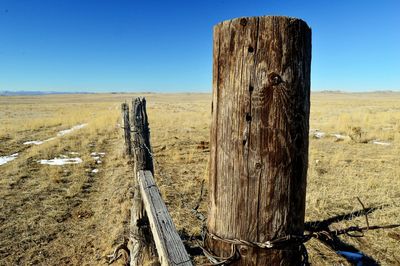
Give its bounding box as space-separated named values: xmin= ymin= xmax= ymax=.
xmin=137 ymin=170 xmax=193 ymax=266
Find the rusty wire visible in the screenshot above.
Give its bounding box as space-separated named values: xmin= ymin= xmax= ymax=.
xmin=356 ymin=197 xmax=370 ymax=230
xmin=197 ymin=226 xmax=311 ymax=265
xmin=197 ymin=221 xmax=400 ymax=265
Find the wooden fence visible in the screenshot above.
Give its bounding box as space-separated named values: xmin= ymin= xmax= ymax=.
xmin=121 ymin=15 xmax=311 ymax=266
xmin=121 ymin=98 xmax=192 ymax=266
xmin=117 ymin=15 xmax=400 ymax=266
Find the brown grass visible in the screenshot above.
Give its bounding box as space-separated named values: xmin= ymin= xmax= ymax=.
xmin=0 ymin=92 xmax=399 ymax=265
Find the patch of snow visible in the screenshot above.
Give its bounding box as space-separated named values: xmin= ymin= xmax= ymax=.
xmin=0 ymin=153 xmax=18 ymax=166
xmin=91 ymin=169 xmax=99 ymax=173
xmin=90 ymin=152 xmax=105 ymax=157
xmin=313 ymin=132 xmax=326 ymax=139
xmin=57 ymin=123 xmax=87 ymax=137
xmin=38 ymin=157 xmax=82 ymax=166
xmin=310 ymin=129 xmax=326 ymax=139
xmin=90 ymin=152 xmax=105 ymax=164
xmin=23 ymin=137 xmax=55 ymax=145
xmin=23 ymin=140 xmax=44 ymax=145
xmin=331 ymin=133 xmax=347 ymax=140
xmin=25 ymin=124 xmax=87 ymax=146
xmin=372 ymin=140 xmax=391 ymax=146
xmin=69 ymin=152 xmax=79 ymax=155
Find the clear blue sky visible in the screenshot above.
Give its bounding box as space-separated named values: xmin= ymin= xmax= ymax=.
xmin=0 ymin=0 xmax=399 ymax=92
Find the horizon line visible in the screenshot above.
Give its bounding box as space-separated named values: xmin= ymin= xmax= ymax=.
xmin=1 ymin=89 xmax=400 ymax=96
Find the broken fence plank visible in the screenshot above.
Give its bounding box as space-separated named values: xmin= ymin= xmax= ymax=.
xmin=137 ymin=170 xmax=193 ymax=266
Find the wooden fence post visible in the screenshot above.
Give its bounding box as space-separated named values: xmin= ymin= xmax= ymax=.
xmin=130 ymin=97 xmax=159 ymax=266
xmin=207 ymin=16 xmax=311 ymax=265
xmin=131 ymin=98 xmax=154 ymax=174
xmin=128 ymin=97 xmax=192 ymax=266
xmin=121 ymin=103 xmax=132 ymax=156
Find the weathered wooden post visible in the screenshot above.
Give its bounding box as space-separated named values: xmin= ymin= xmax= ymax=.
xmin=207 ymin=16 xmax=311 ymax=265
xmin=121 ymin=103 xmax=132 ymax=156
xmin=130 ymin=97 xmax=158 ymax=266
xmin=131 ymin=98 xmax=154 ymax=174
xmin=129 ymin=98 xmax=192 ymax=266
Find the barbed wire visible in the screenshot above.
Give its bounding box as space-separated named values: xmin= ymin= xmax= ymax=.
xmin=107 ymin=238 xmax=130 ymax=265
xmin=197 ymin=226 xmax=310 ymax=266
xmin=196 ymin=220 xmax=400 ymax=266
xmin=196 ymin=197 xmax=398 ymax=265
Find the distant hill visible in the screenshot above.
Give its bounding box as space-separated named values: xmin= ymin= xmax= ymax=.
xmin=0 ymin=91 xmax=95 ymax=96
xmin=313 ymin=90 xmax=399 ymax=94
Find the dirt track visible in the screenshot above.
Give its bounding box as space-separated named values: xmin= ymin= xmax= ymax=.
xmin=0 ymin=136 xmax=132 ymax=265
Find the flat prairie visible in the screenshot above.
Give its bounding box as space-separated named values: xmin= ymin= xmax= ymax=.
xmin=0 ymin=92 xmax=399 ymax=265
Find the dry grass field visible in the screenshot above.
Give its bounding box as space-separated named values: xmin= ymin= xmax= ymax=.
xmin=0 ymin=92 xmax=399 ymax=265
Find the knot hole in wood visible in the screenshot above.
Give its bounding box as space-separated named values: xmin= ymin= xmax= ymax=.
xmin=268 ymin=72 xmax=283 ymax=86
xmin=245 ymin=113 xmax=252 ymax=122
xmin=240 ymin=18 xmax=247 ymax=26
xmin=249 ymin=85 xmax=254 ymax=93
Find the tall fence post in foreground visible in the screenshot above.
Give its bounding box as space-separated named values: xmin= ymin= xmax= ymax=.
xmin=207 ymin=16 xmax=311 ymax=265
xmin=130 ymin=98 xmax=159 ymax=266
xmin=121 ymin=103 xmax=132 ymax=156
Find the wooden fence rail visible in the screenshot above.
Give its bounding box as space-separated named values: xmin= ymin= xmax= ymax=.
xmin=123 ymin=97 xmax=192 ymax=266
xmin=137 ymin=170 xmax=193 ymax=266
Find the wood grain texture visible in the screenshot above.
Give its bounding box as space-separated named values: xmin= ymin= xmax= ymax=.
xmin=131 ymin=97 xmax=154 ymax=175
xmin=121 ymin=103 xmax=132 ymax=156
xmin=208 ymin=16 xmax=311 ymax=265
xmin=130 ymin=98 xmax=159 ymax=266
xmin=138 ymin=171 xmax=193 ymax=266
